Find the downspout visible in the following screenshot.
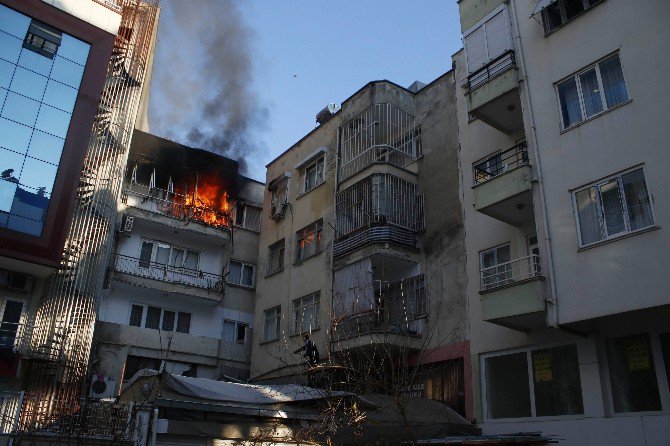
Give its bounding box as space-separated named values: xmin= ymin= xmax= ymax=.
xmin=508 ymin=0 xmax=559 ymax=327
xmin=149 ymin=407 xmax=158 ymax=446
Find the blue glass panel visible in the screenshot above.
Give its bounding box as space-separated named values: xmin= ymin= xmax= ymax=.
xmin=50 ymin=56 xmax=84 ymax=88
xmin=0 ymin=59 xmax=14 ymax=89
xmin=9 ymin=66 xmax=47 ymax=101
xmin=0 ymin=178 xmax=17 ymax=213
xmin=0 ymin=6 xmax=30 ymax=39
xmin=42 ymin=79 xmax=77 ymax=112
xmin=2 ymin=92 xmax=39 ymax=127
xmin=0 ymin=117 xmax=32 ymax=154
xmin=19 ymin=157 xmax=57 ymax=195
xmin=26 ymin=130 xmax=64 ymax=165
xmin=0 ymin=32 xmax=22 ymax=63
xmin=0 ymin=147 xmax=25 ymax=189
xmin=7 ymin=213 xmax=43 ymax=236
xmin=35 ymin=104 xmax=71 ymax=138
xmin=58 ymin=35 xmax=90 ymax=65
xmin=0 ymin=87 xmax=6 ymax=108
xmin=17 ymin=49 xmax=53 ymax=77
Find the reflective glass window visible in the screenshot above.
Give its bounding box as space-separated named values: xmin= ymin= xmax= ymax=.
xmin=9 ymin=66 xmax=47 ymax=100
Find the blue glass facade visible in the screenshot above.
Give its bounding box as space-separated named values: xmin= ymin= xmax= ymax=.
xmin=0 ymin=4 xmax=89 ymax=236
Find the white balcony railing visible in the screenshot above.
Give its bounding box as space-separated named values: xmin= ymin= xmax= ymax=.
xmin=480 ymin=255 xmax=542 ymax=291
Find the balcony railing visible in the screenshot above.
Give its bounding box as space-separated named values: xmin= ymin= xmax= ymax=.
xmin=467 ymin=50 xmax=516 ymax=94
xmin=332 ymin=274 xmax=427 ymax=340
xmin=340 ymin=145 xmax=417 ymax=182
xmin=480 ymin=255 xmax=542 ymax=291
xmin=473 ymin=141 xmax=528 ymax=186
xmin=111 ymin=254 xmax=223 ymax=292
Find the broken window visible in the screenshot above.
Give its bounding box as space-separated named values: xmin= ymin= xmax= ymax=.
xmin=295 ymin=219 xmax=323 ymax=262
xmin=268 ymin=174 xmax=289 ymax=219
xmin=293 ymin=292 xmax=320 ymax=334
xmin=541 ymin=0 xmax=603 ymax=34
xmin=267 ymin=239 xmax=285 ymax=275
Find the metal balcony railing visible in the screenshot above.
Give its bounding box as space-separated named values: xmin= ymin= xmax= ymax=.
xmin=467 ymin=50 xmax=517 ymax=94
xmin=480 ymin=254 xmax=542 ymax=291
xmin=473 ymin=141 xmax=529 ymax=186
xmin=111 ymin=254 xmax=224 ymax=292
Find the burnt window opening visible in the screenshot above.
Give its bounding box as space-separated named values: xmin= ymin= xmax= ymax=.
xmin=23 ymin=20 xmax=62 ymax=59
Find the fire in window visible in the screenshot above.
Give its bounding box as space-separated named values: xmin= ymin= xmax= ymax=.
xmin=23 ymin=20 xmax=62 ymax=59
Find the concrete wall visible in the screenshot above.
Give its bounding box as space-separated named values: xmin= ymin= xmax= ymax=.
xmin=41 ymin=0 xmax=122 ymax=35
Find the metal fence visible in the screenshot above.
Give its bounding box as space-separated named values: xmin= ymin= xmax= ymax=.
xmin=339 ymin=103 xmax=420 ymax=181
xmin=111 ymin=254 xmax=223 ymax=291
xmin=467 ymin=50 xmax=517 ymax=93
xmin=473 ymin=141 xmax=529 ymax=186
xmin=480 ymin=254 xmax=542 ymax=291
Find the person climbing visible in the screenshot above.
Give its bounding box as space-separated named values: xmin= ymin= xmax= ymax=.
xmin=293 ymin=333 xmax=319 ymax=367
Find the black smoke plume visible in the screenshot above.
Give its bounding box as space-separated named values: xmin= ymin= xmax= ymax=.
xmin=148 ymin=0 xmax=267 ymax=174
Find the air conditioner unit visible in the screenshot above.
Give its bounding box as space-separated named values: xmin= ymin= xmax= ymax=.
xmin=7 ymin=273 xmax=33 ymax=293
xmin=269 ymin=202 xmax=287 ymax=221
xmin=90 ymin=375 xmax=117 ymax=399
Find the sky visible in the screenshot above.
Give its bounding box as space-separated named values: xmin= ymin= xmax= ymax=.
xmin=147 ymin=1 xmax=463 ymax=182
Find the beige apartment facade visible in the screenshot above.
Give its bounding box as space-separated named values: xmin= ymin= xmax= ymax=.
xmin=454 ymin=0 xmax=670 ymax=444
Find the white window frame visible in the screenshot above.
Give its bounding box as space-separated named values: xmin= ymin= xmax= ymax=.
xmin=139 ymin=239 xmax=200 ymax=272
xmin=480 ymin=342 xmax=585 ymax=422
xmin=556 ymin=52 xmax=630 ymax=131
xmin=222 ymin=319 xmax=249 ymax=344
xmin=263 ymin=306 xmax=281 ymax=342
xmin=128 ymin=303 xmax=191 ymax=334
xmin=571 ymin=166 xmax=655 ymax=248
xmin=228 ymin=260 xmax=256 ymax=288
xmin=479 ymin=243 xmax=512 ymax=290
xmin=462 ymin=4 xmax=512 ymax=74
xmin=302 ymin=155 xmax=326 ymax=194
xmin=234 ymin=203 xmax=262 ymax=232
xmin=292 ymin=292 xmax=320 ymax=335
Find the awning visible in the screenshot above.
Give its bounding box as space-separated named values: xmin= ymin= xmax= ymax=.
xmin=530 ymin=0 xmax=555 ymax=17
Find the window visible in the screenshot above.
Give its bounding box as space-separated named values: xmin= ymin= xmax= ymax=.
xmin=484 ymin=344 xmax=583 ymax=419
xmin=296 ymin=219 xmax=323 ymax=262
xmin=23 ymin=20 xmax=62 ymax=59
xmin=223 ymin=319 xmax=249 ymax=343
xmin=557 ymin=53 xmax=629 ymax=129
xmin=606 ymin=334 xmax=662 ymax=413
xmin=128 ymin=304 xmax=191 ymax=334
xmin=464 ymin=7 xmax=511 ymax=74
xmin=0 ymin=299 xmax=25 ymax=349
xmin=228 ymin=260 xmax=255 ymax=287
xmin=267 ymin=239 xmax=285 ymax=275
xmin=542 ymin=0 xmax=603 ymax=34
xmin=293 ymin=292 xmax=320 ymax=334
xmin=123 ymin=355 xmax=161 ymax=381
xmin=480 ymin=244 xmax=511 ymax=289
xmin=138 ymin=241 xmax=200 ymax=271
xmin=263 ymin=306 xmax=281 ymax=342
xmin=235 ymin=203 xmax=262 ymax=232
xmin=573 ymin=167 xmax=654 ymax=247
xmin=269 ymin=174 xmax=289 ymax=219
xmin=303 ymin=155 xmax=325 ymax=193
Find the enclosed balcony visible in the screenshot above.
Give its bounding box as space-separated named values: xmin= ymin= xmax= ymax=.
xmin=331 ymin=273 xmax=427 ymax=352
xmin=334 ymin=174 xmax=424 ymax=258
xmin=473 ymin=142 xmax=533 ymax=226
xmin=465 ymin=51 xmax=523 ymax=134
xmin=480 ymin=255 xmax=546 ymax=331
xmin=110 ymin=253 xmax=224 ymax=300
xmin=339 ymin=103 xmax=421 ymax=182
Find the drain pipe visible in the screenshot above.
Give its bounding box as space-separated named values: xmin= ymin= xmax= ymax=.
xmin=509 ymin=0 xmax=559 ymax=327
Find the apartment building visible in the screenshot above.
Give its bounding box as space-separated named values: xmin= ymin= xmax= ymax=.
xmin=454 ymin=0 xmax=670 ymax=444
xmin=250 ymin=75 xmax=473 ymax=417
xmin=93 ymin=131 xmax=263 ymax=394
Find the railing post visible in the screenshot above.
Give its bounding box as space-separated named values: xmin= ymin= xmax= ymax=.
xmin=13 ymin=391 xmax=23 ymax=433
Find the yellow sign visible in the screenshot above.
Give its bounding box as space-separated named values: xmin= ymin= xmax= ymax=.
xmin=626 ymin=338 xmax=651 ymax=371
xmin=533 ymin=352 xmax=553 ymax=382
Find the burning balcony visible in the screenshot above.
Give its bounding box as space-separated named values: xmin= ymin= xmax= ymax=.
xmin=332 ymin=269 xmax=427 ymax=353
xmin=473 ymin=141 xmax=533 ymax=226
xmin=480 ymin=255 xmax=547 ymax=331
xmin=334 ymin=174 xmax=424 ymax=258
xmin=339 ymin=103 xmax=421 ymax=182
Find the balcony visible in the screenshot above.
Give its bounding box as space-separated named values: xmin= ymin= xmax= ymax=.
xmin=339 ymin=103 xmax=420 ymax=182
xmin=331 ymin=274 xmax=426 ymax=353
xmin=465 ymin=51 xmax=523 ymax=134
xmin=333 ymin=174 xmax=424 ymax=258
xmin=480 ymin=255 xmax=546 ymax=331
xmin=473 ymin=142 xmax=533 ymax=226
xmin=110 ymin=254 xmax=224 ymax=300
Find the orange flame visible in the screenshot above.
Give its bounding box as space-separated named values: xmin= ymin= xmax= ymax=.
xmin=179 ymin=173 xmax=232 ymax=228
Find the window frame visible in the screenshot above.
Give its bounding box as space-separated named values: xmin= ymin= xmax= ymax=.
xmin=571 ymin=166 xmax=656 ymax=248
xmin=541 ymin=0 xmax=605 ymax=35
xmin=479 ymin=243 xmax=512 ymax=290
xmin=222 ymin=319 xmax=249 ymax=344
xmin=556 ymin=52 xmax=630 ymax=131
xmin=462 ymin=4 xmax=512 ymax=74
xmin=481 ymin=342 xmax=585 ymax=421
xmin=228 ymin=259 xmax=256 ymax=288
xmin=234 ymin=202 xmax=262 ymax=232
xmin=263 ymin=306 xmax=281 ymax=343
xmin=139 ymin=239 xmax=200 ymax=272
xmin=128 ymin=303 xmax=191 ymax=334
xmin=292 ymin=291 xmax=321 ymax=335
xmin=267 ymin=239 xmax=285 ymax=276
xmin=295 ymin=219 xmax=323 ymax=263
xmin=0 ymin=298 xmax=27 ymax=350
xmin=302 ymin=155 xmax=326 ymax=194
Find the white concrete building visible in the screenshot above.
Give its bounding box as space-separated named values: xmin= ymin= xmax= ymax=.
xmin=95 ymin=131 xmax=263 ymax=392
xmin=454 ymin=0 xmax=670 ymax=444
